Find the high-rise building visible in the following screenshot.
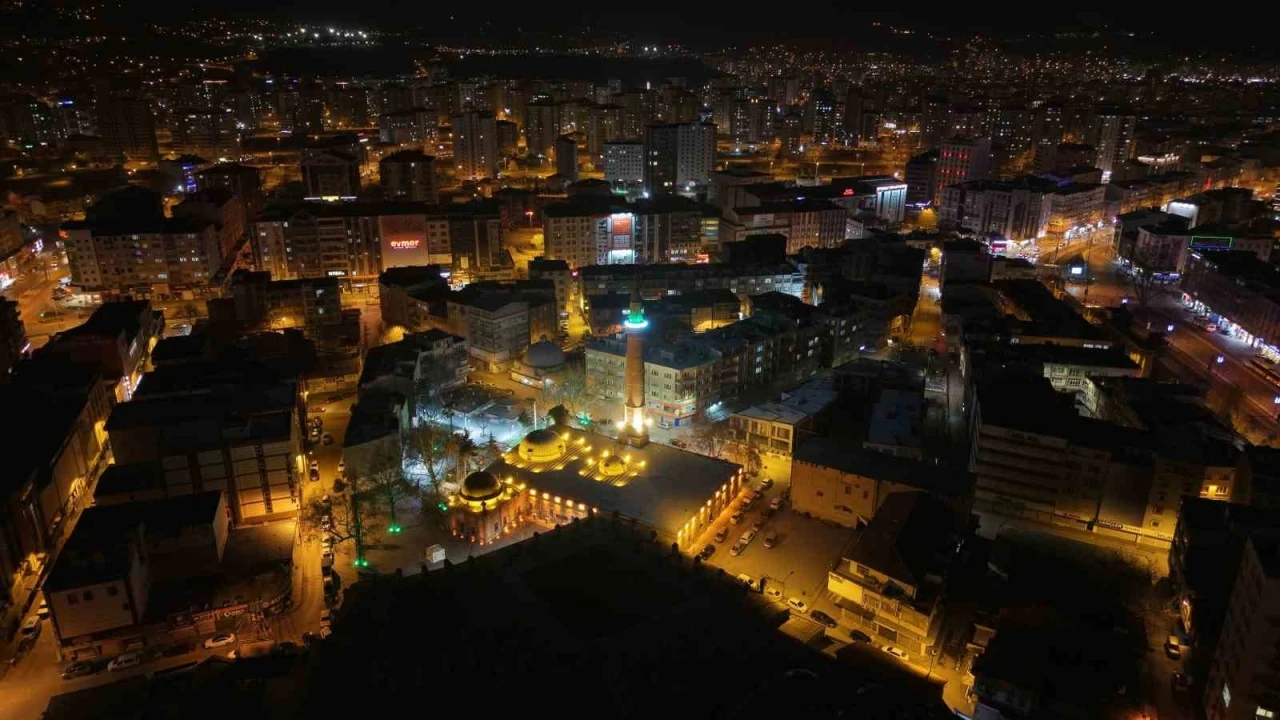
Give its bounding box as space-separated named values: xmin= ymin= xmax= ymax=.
xmin=379 ymin=107 xmax=436 ymax=147
xmin=196 ymin=163 xmax=264 ymax=219
xmin=556 ymin=135 xmax=579 ymax=182
xmin=1089 ymin=110 xmax=1137 ymax=177
xmin=0 ymin=93 xmax=62 ymax=148
xmin=523 ymin=101 xmax=558 ymax=159
xmin=380 ymin=150 xmax=438 ymax=203
xmin=935 ymin=137 xmax=993 ymax=204
xmin=586 ymin=104 xmax=623 ymax=162
xmin=604 ymin=141 xmax=645 ymax=195
xmin=98 ymin=95 xmax=159 ymax=161
xmin=938 ymin=177 xmax=1056 ymax=240
xmin=806 ymin=87 xmax=837 ymax=145
xmin=301 ymin=148 xmax=361 ymax=199
xmin=171 ymin=107 xmax=241 ymax=160
xmin=452 ymin=111 xmax=498 ymax=181
xmin=644 ymin=122 xmax=716 ymax=196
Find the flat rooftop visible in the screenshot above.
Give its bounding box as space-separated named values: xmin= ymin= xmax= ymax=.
xmin=485 ymin=426 xmax=741 ymax=538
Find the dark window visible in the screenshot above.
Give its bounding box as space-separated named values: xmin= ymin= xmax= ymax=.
xmin=82 ymin=590 xmax=93 ymax=601
xmin=67 ymin=594 xmax=78 ymax=605
xmin=106 ymin=586 xmax=119 ymax=597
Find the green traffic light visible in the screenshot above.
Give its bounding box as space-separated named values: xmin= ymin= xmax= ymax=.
xmin=437 ymin=502 xmax=448 ymax=511
xmin=388 ymin=524 xmax=402 ymax=534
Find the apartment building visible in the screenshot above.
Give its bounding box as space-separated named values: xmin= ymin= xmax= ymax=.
xmin=542 ymin=196 xmax=704 ymax=268
xmin=1204 ymin=534 xmax=1280 ymax=720
xmin=935 ymin=137 xmax=993 ymax=204
xmin=827 ymin=492 xmax=961 ymax=659
xmin=603 ymin=141 xmax=645 ymax=195
xmin=445 ymin=280 xmax=557 ymax=370
xmin=720 ymin=199 xmax=847 ymax=253
xmin=105 ymin=359 xmax=304 ymax=525
xmin=972 ymin=373 xmax=1246 ymax=543
xmin=586 ymin=335 xmax=721 ymax=428
xmin=938 ymin=177 xmax=1055 ymax=241
xmin=1046 ymin=182 xmax=1106 ymax=237
xmin=63 ymin=187 xmax=224 ymax=296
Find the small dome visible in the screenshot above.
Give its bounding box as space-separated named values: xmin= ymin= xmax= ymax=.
xmin=597 ymin=454 xmax=627 ymax=478
xmin=524 ymin=340 xmax=566 ymax=369
xmin=518 ymin=428 xmax=567 ymax=462
xmin=460 ymin=471 xmax=502 ymax=502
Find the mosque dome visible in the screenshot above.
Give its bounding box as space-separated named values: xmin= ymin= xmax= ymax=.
xmin=518 ymin=428 xmax=567 ymax=462
xmin=460 ymin=471 xmax=503 ymax=503
xmin=597 ymin=454 xmax=627 ymax=478
xmin=524 ymin=340 xmax=566 ymax=370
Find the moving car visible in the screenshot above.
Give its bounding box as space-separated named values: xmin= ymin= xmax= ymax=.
xmin=769 ymin=497 xmax=784 ymax=511
xmin=61 ymin=661 xmax=99 ymax=680
xmin=714 ymin=526 xmax=729 ymax=543
xmin=811 ymin=610 xmax=838 ymax=628
xmin=764 ymin=587 xmax=783 ymax=601
xmin=881 ymin=645 xmax=908 ymax=661
xmin=322 ymin=433 xmax=334 ymax=446
xmin=787 ymin=598 xmax=809 ymax=614
xmin=729 ymin=512 xmax=743 ymax=525
xmin=751 ymin=518 xmax=764 ymax=533
xmin=763 ymin=530 xmax=778 ymax=549
xmin=669 ymin=438 xmax=687 ymax=449
xmin=107 ymin=652 xmax=143 ymax=672
xmin=729 ymin=541 xmax=746 ymax=557
xmin=698 ymin=544 xmax=715 ymax=560
xmin=1165 ymin=635 xmax=1182 ymax=660
xmin=203 ymin=633 xmax=236 ymax=650
xmin=760 ymin=478 xmax=773 ymax=490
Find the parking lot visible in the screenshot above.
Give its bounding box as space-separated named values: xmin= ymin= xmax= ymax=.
xmin=702 ymin=499 xmax=856 ymax=609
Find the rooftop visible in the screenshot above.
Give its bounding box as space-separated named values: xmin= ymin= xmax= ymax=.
xmin=795 ymin=438 xmax=973 ymax=499
xmin=843 ymin=491 xmax=957 ymax=592
xmin=46 ymin=492 xmax=224 ymax=592
xmin=485 ymin=426 xmax=740 ymax=538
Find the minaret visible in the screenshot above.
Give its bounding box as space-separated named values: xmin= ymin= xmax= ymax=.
xmin=622 ymin=288 xmax=650 ymax=447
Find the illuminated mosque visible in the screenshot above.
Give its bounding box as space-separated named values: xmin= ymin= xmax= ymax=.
xmin=449 ymin=293 xmax=744 ymax=546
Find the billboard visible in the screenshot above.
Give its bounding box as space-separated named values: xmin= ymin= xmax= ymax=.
xmin=378 ymin=214 xmax=431 ymax=268
xmin=610 ymin=213 xmax=634 ymax=251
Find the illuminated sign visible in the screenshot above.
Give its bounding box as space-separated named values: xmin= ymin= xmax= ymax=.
xmin=610 ymin=213 xmax=634 ymax=251
xmin=390 ymin=238 xmax=422 ymax=250
xmin=1191 ymin=236 xmax=1233 ymax=252
xmin=842 ymin=188 xmax=855 ymax=197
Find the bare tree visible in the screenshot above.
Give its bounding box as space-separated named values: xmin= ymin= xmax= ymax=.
xmin=406 ymin=423 xmax=453 ymax=495
xmin=545 ymin=361 xmax=589 ymax=417
xmin=358 ymin=446 xmax=415 ymax=534
xmin=1124 ymin=245 xmax=1177 ymax=310
xmin=692 ymin=422 xmax=733 ymax=459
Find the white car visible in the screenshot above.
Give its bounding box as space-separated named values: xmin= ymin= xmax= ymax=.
xmin=769 ymin=497 xmax=784 ymax=511
xmin=107 ymin=651 xmax=143 ymax=672
xmin=203 ymin=633 xmax=236 ymax=650
xmin=787 ymin=597 xmax=809 ymax=614
xmin=881 ymin=645 xmax=909 ymax=661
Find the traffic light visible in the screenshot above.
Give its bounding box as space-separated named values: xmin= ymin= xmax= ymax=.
xmin=388 ymin=523 xmax=402 ymax=534
xmin=437 ymin=502 xmax=448 ymax=512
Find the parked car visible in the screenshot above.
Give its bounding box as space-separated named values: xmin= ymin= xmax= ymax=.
xmin=769 ymin=497 xmax=784 ymax=511
xmin=729 ymin=542 xmax=746 ymax=557
xmin=20 ymin=616 xmax=41 ymax=639
xmin=61 ymin=661 xmax=98 ymax=680
xmin=36 ymin=599 xmax=49 ymax=619
xmin=309 ymin=468 xmax=320 ymax=482
xmin=740 ymin=498 xmax=755 ymax=512
xmin=787 ymin=598 xmax=809 ymax=614
xmin=322 ymin=434 xmax=334 ymax=446
xmin=751 ymin=518 xmax=764 ymax=533
xmin=751 ymin=488 xmax=764 ymax=500
xmin=714 ymin=526 xmax=729 ymax=543
xmin=309 ymin=459 xmax=319 ymax=472
xmin=729 ymin=512 xmax=743 ymax=525
xmin=332 ymin=478 xmax=346 ymax=494
xmin=740 ymin=529 xmax=757 ymax=545
xmin=669 ymin=438 xmax=687 ymax=449
xmin=203 ymin=633 xmax=236 ymax=650
xmin=1165 ymin=635 xmax=1182 ymax=660
xmin=763 ymin=530 xmax=778 ymax=549
xmin=320 ymin=609 xmax=332 ymax=628
xmin=764 ymin=587 xmax=783 ymax=601
xmin=107 ymin=652 xmax=143 ymax=672
xmin=811 ymin=610 xmax=838 ymax=628
xmin=760 ymin=478 xmax=774 ymax=490
xmin=736 ymin=573 xmax=755 ymax=589
xmin=881 ymin=645 xmax=908 ymax=661
xmin=1172 ymin=672 xmax=1192 ymax=692
xmin=850 ymin=630 xmax=873 ymax=644
xmin=337 ymin=460 xmax=345 ymax=477
xmin=321 ymin=549 xmax=334 ymax=568
xmin=698 ymin=544 xmax=715 ymax=560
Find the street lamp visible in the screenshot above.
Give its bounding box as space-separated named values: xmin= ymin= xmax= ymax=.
xmin=1167 ymin=323 xmax=1175 ymax=333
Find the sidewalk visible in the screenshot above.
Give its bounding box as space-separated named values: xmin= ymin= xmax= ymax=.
xmin=0 ymin=445 xmax=114 ymax=676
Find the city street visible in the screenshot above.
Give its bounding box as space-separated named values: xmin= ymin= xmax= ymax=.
xmin=1 ymin=251 xmax=82 ymax=350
